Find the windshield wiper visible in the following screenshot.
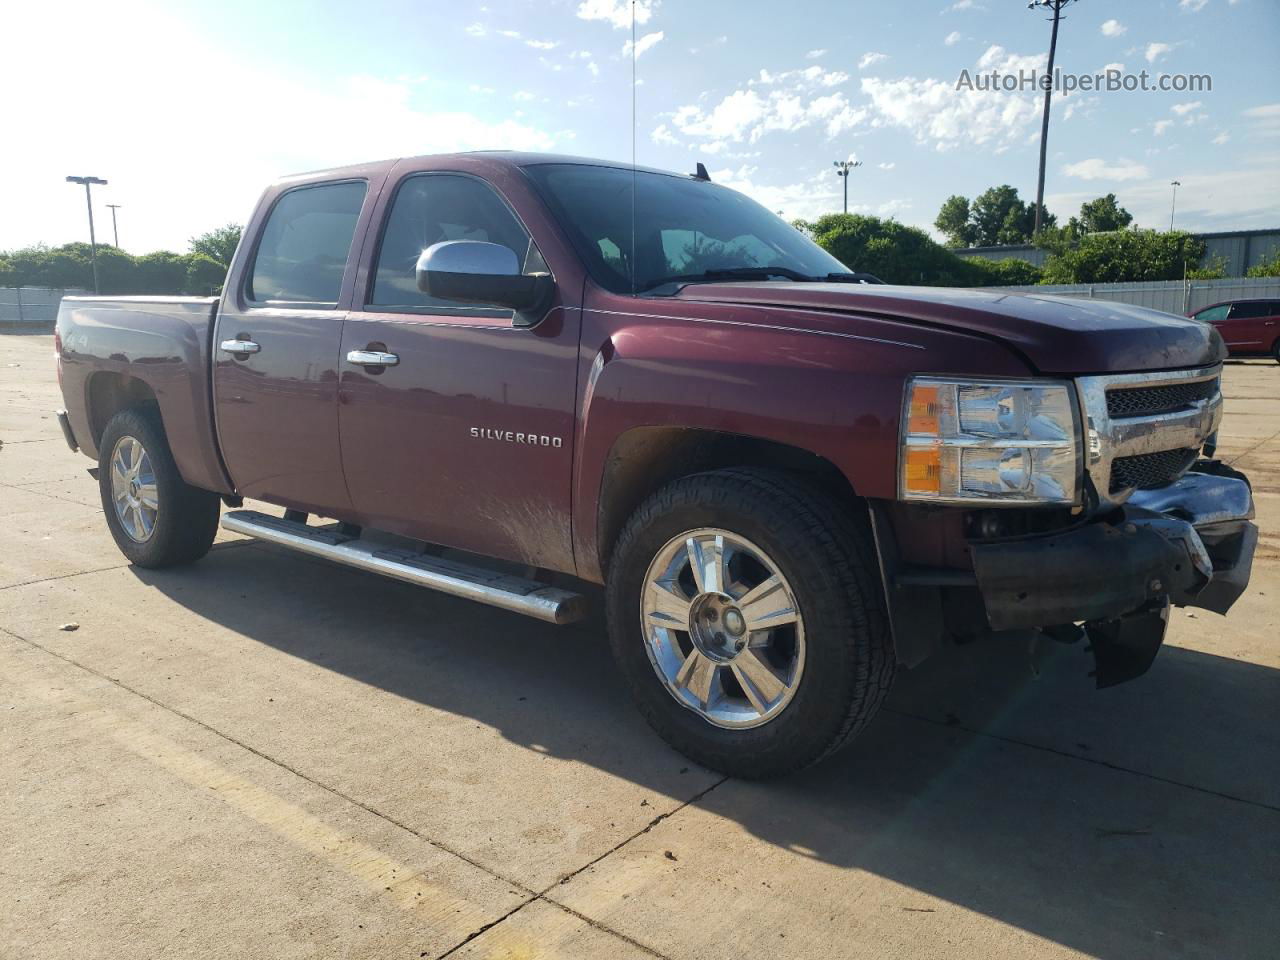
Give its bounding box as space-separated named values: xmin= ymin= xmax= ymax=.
xmin=639 ymin=266 xmax=816 ymax=293
xmin=822 ymin=271 xmax=886 ymax=284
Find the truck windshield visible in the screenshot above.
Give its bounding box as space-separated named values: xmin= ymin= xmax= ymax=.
xmin=522 ymin=163 xmax=852 ymax=295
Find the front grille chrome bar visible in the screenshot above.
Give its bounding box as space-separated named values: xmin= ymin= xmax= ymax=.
xmin=1075 ymin=366 xmax=1223 ymax=507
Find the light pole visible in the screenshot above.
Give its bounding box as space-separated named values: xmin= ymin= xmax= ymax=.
xmin=1028 ymin=0 xmax=1078 ymax=236
xmin=106 ymin=203 xmax=121 ymax=248
xmin=1169 ymin=180 xmax=1181 ymax=231
xmin=833 ymin=159 xmax=862 ymax=214
xmin=65 ymin=175 xmax=108 ymax=294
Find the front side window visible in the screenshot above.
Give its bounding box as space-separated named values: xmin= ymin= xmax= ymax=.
xmin=369 ymin=174 xmax=536 ymax=313
xmin=248 ymin=181 xmax=367 ymax=304
xmin=522 ymin=162 xmax=850 ymax=295
xmin=1195 ymin=304 xmax=1229 ymax=324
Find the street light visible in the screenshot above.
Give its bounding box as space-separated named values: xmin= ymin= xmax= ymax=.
xmin=106 ymin=203 xmax=121 ymax=248
xmin=65 ymin=175 xmax=108 ymax=294
xmin=1169 ymin=180 xmax=1182 ymax=231
xmin=833 ymin=159 xmax=862 ymax=214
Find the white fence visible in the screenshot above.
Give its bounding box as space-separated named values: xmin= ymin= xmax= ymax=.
xmin=0 ymin=287 xmax=91 ymax=327
xmin=990 ymin=276 xmax=1280 ymax=315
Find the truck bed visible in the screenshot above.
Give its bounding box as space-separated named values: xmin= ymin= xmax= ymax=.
xmin=56 ymin=295 xmax=230 ymax=494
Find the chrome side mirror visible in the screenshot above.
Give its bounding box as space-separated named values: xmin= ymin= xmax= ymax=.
xmin=415 ymin=240 xmax=553 ymax=325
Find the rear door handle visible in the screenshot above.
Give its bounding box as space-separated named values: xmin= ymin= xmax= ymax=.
xmin=220 ymin=339 xmax=260 ymax=356
xmin=346 ymin=350 xmax=399 ymax=367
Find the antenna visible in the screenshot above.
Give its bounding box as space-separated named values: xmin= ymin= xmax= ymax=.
xmin=630 ymin=0 xmax=637 ymax=295
xmin=694 ymin=163 xmax=711 ymax=181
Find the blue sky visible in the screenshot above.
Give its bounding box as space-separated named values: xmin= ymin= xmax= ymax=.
xmin=3 ymin=0 xmax=1277 ymax=255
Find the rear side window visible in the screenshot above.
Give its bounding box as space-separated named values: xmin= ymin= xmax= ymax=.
xmin=1195 ymin=304 xmax=1229 ymax=323
xmin=369 ymin=173 xmax=535 ymax=314
xmin=248 ymin=180 xmax=367 ymax=304
xmin=1227 ymin=301 xmax=1269 ymax=320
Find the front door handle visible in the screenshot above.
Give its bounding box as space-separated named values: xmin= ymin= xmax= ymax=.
xmin=347 ymin=350 xmax=400 ymax=367
xmin=220 ymin=339 xmax=261 ymax=356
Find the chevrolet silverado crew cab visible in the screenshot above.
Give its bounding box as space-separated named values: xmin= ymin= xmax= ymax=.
xmin=55 ymin=152 xmax=1258 ymax=778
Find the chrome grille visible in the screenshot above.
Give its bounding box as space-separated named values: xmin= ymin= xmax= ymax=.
xmin=1109 ymin=448 xmax=1199 ymax=493
xmin=1106 ymin=378 xmax=1219 ymax=419
xmin=1076 ymin=366 xmax=1222 ymax=506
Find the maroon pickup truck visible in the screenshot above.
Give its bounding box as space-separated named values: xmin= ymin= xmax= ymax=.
xmin=54 ymin=152 xmax=1258 ymax=778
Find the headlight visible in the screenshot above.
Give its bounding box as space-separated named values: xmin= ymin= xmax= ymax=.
xmin=900 ymin=377 xmax=1081 ymax=505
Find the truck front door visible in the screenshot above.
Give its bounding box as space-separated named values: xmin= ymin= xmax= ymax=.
xmin=337 ymin=171 xmax=580 ymax=573
xmin=213 ymin=179 xmax=370 ymax=514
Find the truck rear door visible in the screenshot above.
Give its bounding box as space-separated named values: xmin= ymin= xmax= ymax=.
xmin=213 ymin=178 xmax=372 ymax=514
xmin=336 ymin=169 xmax=580 ymax=573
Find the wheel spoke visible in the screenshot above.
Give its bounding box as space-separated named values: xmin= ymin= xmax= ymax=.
xmin=732 ymin=651 xmax=786 ymax=714
xmin=675 ymin=649 xmax=718 ymax=707
xmin=645 ymin=581 xmax=692 ymax=628
xmin=737 ymin=575 xmax=797 ymax=632
xmin=137 ymin=483 xmax=159 ymax=510
xmin=111 ymin=459 xmax=129 ymax=490
xmin=686 ymin=534 xmax=726 ymax=595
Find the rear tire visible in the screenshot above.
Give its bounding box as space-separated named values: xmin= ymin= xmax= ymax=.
xmin=98 ymin=406 xmax=221 ymax=568
xmin=605 ymin=468 xmax=895 ymax=779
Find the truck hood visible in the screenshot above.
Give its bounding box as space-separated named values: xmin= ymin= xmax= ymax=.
xmin=671 ymin=283 xmax=1225 ymax=374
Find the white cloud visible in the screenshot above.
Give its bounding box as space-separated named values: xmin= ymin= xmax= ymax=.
xmin=498 ymin=29 xmax=521 ymax=39
xmin=1145 ymin=42 xmax=1173 ymax=63
xmin=858 ymin=52 xmax=889 ymax=70
xmin=752 ymin=65 xmax=849 ymax=88
xmin=950 ymin=0 xmax=977 ymax=10
xmin=623 ymin=31 xmax=664 ymax=58
xmin=1171 ymin=100 xmax=1203 ymax=116
xmin=671 ymin=84 xmax=867 ymax=144
xmin=1062 ymin=157 xmax=1150 ymax=181
xmin=944 ymin=31 xmax=962 ymax=46
xmin=806 ymin=49 xmax=827 ymax=59
xmin=1153 ymin=119 xmax=1174 ymax=136
xmin=1179 ymin=0 xmax=1208 ymax=11
xmin=859 ymin=45 xmax=1046 ymax=151
xmin=710 ymin=168 xmax=841 ymax=222
xmin=464 ymin=23 xmax=486 ymax=37
xmin=0 ymin=4 xmax=559 ymax=252
xmin=878 ymin=161 xmax=896 ymax=170
xmin=1100 ymin=19 xmax=1126 ymax=37
xmin=1243 ymin=103 xmax=1280 ymax=138
xmin=1212 ymin=131 xmax=1230 ymax=145
xmin=651 ymin=123 xmax=679 ymax=145
xmin=468 ymin=84 xmax=495 ymax=95
xmin=1100 ymin=62 xmax=1125 ymax=74
xmin=525 ymin=39 xmax=559 ymax=50
xmin=513 ymin=90 xmax=536 ymax=101
xmin=588 ymin=61 xmax=600 ymax=77
xmin=577 ymin=0 xmax=655 ymax=30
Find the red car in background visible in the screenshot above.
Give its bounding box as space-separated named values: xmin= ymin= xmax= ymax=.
xmin=1190 ymin=299 xmax=1280 ymax=362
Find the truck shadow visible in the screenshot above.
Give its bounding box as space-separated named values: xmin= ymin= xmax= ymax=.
xmin=134 ymin=542 xmax=1279 ymax=960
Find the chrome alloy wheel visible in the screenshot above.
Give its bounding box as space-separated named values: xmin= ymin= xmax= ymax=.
xmin=110 ymin=436 xmax=158 ymax=542
xmin=640 ymin=528 xmax=805 ymax=729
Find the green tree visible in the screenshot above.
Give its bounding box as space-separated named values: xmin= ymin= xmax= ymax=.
xmin=133 ymin=251 xmax=188 ymax=294
xmin=1076 ymin=193 xmax=1133 ymax=233
xmin=971 ymin=185 xmax=1029 ymax=246
xmin=1040 ymin=230 xmax=1206 ymax=284
xmin=934 ymin=195 xmax=975 ymax=248
xmin=810 ymin=213 xmax=1005 ymax=286
xmin=189 ymin=223 xmax=243 ymax=266
xmin=183 ymin=253 xmax=228 ymax=294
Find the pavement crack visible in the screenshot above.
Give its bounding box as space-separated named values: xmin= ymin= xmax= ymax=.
xmin=542 ymin=774 xmax=730 ymax=894
xmin=886 ymin=706 xmax=1280 ymax=814
xmin=1226 ymin=426 xmax=1280 ymax=466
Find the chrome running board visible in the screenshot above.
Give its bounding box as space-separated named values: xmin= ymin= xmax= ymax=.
xmin=221 ymin=510 xmax=586 ymax=625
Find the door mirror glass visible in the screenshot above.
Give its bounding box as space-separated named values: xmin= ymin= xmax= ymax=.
xmin=416 ymin=240 xmax=553 ymax=323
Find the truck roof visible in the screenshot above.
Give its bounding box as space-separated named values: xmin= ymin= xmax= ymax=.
xmin=272 ymin=152 xmax=690 ymax=189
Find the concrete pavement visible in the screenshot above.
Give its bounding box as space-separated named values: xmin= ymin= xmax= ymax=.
xmin=2 ymin=331 xmax=1277 ymax=959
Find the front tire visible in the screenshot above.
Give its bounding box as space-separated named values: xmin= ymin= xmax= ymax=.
xmin=98 ymin=407 xmax=221 ymax=568
xmin=606 ymin=468 xmax=894 ymax=779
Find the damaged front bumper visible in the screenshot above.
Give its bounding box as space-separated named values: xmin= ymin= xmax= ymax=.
xmin=969 ymin=462 xmax=1257 ymax=687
